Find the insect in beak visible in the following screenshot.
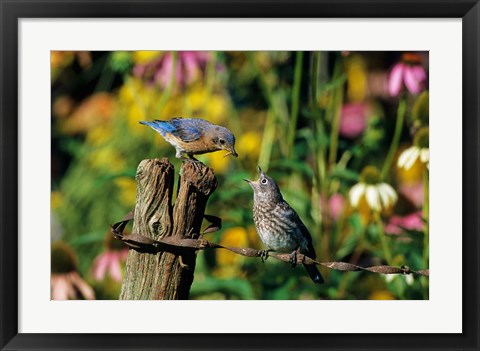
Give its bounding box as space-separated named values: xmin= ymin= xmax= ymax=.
xmin=223 ymin=148 xmax=238 ymax=158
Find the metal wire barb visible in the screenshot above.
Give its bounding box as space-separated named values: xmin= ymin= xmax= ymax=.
xmin=111 ymin=211 xmax=429 ymax=278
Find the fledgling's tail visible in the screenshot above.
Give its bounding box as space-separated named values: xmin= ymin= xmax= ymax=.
xmin=303 ymin=264 xmax=324 ymax=284
xmin=139 ymin=120 xmax=175 ymax=137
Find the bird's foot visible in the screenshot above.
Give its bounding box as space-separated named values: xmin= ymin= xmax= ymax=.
xmin=289 ymin=250 xmax=298 ymax=268
xmin=259 ymin=250 xmax=270 ymax=263
xmin=182 ymin=157 xmax=204 ymax=171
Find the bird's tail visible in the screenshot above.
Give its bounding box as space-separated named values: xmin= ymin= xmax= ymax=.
xmin=303 ymin=264 xmax=324 ymax=284
xmin=139 ymin=120 xmax=174 ymax=137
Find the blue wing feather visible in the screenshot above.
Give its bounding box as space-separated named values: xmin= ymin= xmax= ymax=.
xmin=169 ymin=118 xmax=208 ymax=142
xmin=140 ymin=118 xmax=209 ymax=142
xmin=139 ymin=120 xmax=175 ymax=137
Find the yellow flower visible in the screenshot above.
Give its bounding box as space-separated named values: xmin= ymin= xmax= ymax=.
xmin=395 ymin=146 xmax=424 ymax=185
xmin=246 ymin=225 xmax=262 ymax=249
xmin=126 ymin=104 xmax=148 ymax=137
xmin=51 ymin=191 xmax=64 ymax=210
xmin=118 ymin=77 xmax=167 ymax=137
xmin=236 ymin=131 xmax=261 ymax=160
xmin=131 ymin=51 xmax=162 ymax=64
xmin=369 ymin=290 xmax=396 ymax=300
xmin=205 ymin=95 xmax=229 ymax=124
xmin=88 ymin=148 xmax=126 ymax=173
xmin=216 ymin=227 xmax=248 ymax=265
xmin=51 ymin=51 xmax=74 ymax=70
xmin=184 ymin=85 xmax=229 ymax=123
xmin=200 ymin=151 xmax=231 ymax=174
xmin=346 ymin=54 xmax=368 ymax=102
xmin=86 ymin=124 xmax=114 ymax=146
xmin=118 ymin=77 xmax=143 ymax=104
xmin=114 ymin=177 xmax=137 ymax=206
xmin=186 ymin=86 xmax=207 ymax=112
xmin=161 ymin=95 xmax=183 ymax=117
xmin=214 ymin=227 xmax=248 ymax=278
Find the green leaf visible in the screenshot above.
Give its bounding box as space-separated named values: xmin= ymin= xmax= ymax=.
xmin=318 ymin=74 xmax=347 ymax=95
xmin=329 ymin=167 xmax=360 ymax=182
xmin=270 ymin=159 xmax=314 ymax=179
xmin=70 ymin=230 xmax=106 ymax=246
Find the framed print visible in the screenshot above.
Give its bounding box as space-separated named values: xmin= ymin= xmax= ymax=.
xmin=1 ymin=0 xmax=479 ymax=350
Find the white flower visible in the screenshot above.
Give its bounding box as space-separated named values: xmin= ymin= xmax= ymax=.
xmin=385 ymin=273 xmax=414 ymax=285
xmin=349 ymin=166 xmax=398 ymax=212
xmin=397 ymin=146 xmax=429 ymax=170
xmin=349 ymin=182 xmax=397 ymax=212
xmin=398 ymin=127 xmax=429 ymax=170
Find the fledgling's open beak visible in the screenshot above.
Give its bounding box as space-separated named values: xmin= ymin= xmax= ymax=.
xmin=257 ymin=165 xmax=264 ymax=174
xmin=223 ymin=147 xmax=238 ymax=158
xmin=244 ymin=178 xmax=258 ymax=189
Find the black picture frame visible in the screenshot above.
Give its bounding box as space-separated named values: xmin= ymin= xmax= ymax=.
xmin=1 ymin=1 xmax=478 ymax=350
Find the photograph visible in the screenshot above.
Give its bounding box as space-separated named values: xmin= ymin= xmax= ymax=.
xmin=2 ymin=1 xmax=477 ymax=348
xmin=50 ymin=50 xmax=430 ymax=300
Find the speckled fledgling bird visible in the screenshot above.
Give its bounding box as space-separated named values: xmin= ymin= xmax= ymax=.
xmin=140 ymin=117 xmax=238 ymax=159
xmin=244 ymin=166 xmax=324 ymax=284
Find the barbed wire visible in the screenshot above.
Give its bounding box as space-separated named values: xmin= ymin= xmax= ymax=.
xmin=111 ymin=211 xmax=429 ymax=278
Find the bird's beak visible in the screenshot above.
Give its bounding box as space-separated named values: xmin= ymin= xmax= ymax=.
xmin=244 ymin=179 xmax=256 ymax=190
xmin=244 ymin=178 xmax=257 ymax=189
xmin=257 ymin=165 xmax=264 ymax=174
xmin=223 ymin=147 xmax=238 ymax=158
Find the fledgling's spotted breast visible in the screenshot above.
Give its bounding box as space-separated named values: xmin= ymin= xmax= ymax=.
xmin=245 ymin=166 xmax=325 ymax=284
xmin=253 ymin=200 xmax=307 ymax=253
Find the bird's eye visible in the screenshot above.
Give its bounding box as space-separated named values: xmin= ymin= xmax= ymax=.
xmin=219 ymin=138 xmax=225 ymax=145
xmin=261 ymin=178 xmax=268 ymax=185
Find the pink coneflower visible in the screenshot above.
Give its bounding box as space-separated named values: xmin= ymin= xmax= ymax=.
xmin=92 ymin=231 xmax=129 ymax=282
xmin=339 ymin=102 xmax=369 ymax=139
xmin=385 ymin=211 xmax=424 ymax=235
xmin=328 ymin=193 xmax=346 ymax=221
xmin=388 ymin=53 xmax=427 ymax=97
xmin=133 ymin=51 xmax=210 ymax=89
xmin=92 ymin=249 xmax=129 ymax=282
xmin=399 ymin=182 xmax=424 ymax=208
xmin=51 ymin=272 xmax=95 ymax=300
xmin=51 ymin=241 xmax=95 ymax=300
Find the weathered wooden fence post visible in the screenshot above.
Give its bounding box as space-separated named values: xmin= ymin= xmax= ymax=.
xmin=119 ymin=158 xmax=217 ymax=300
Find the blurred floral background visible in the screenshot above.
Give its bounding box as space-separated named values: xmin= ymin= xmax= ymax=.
xmin=51 ymin=51 xmax=429 ymax=300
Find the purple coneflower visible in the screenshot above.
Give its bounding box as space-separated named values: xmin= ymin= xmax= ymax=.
xmin=388 ymin=53 xmax=427 ymax=97
xmin=51 ymin=241 xmax=95 ymax=300
xmin=133 ymin=51 xmax=210 ymax=89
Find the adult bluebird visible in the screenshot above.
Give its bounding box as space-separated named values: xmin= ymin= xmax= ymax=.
xmin=140 ymin=117 xmax=238 ymax=159
xmin=244 ymin=166 xmax=324 ymax=284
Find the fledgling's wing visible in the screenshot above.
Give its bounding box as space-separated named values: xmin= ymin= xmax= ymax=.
xmin=278 ymin=201 xmax=317 ymax=259
xmin=279 ymin=200 xmax=324 ymax=284
xmin=168 ymin=118 xmax=211 ymax=142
